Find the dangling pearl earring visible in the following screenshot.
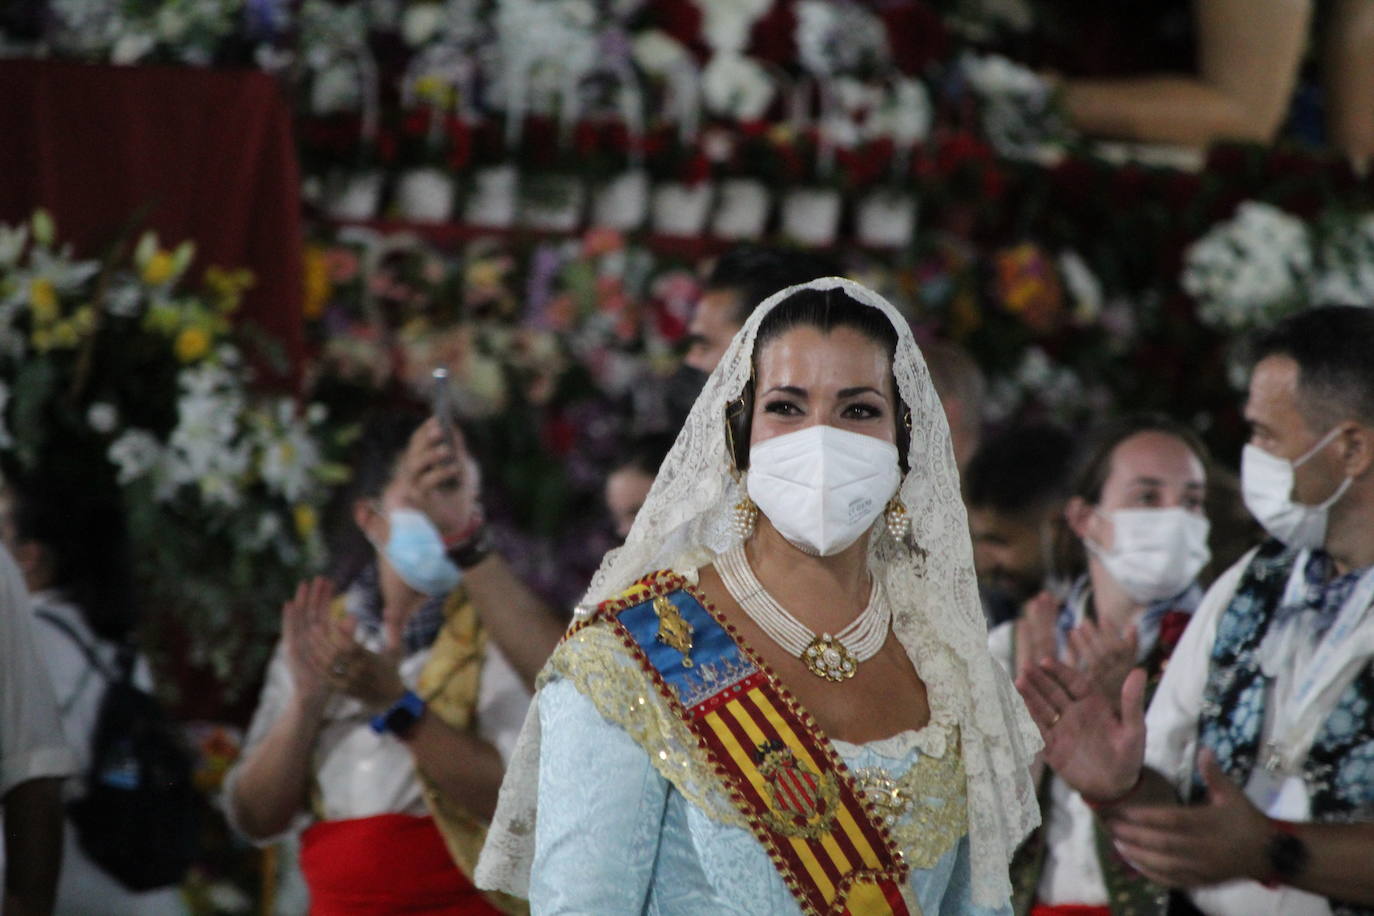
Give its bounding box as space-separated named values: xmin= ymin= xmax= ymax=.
xmin=885 ymin=497 xmax=910 ymax=543
xmin=733 ymin=474 xmax=758 ymax=539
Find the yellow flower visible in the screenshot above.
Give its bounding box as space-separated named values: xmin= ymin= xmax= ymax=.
xmin=50 ymin=321 xmax=79 ymax=349
xmin=31 ymin=327 xmax=54 ymax=352
xmin=414 ymin=75 xmax=454 ymax=107
xmin=142 ymin=250 xmax=175 ymax=286
xmin=302 ymin=246 xmax=330 ymax=320
xmin=72 ymin=305 xmax=97 ymax=334
xmin=205 ymin=266 xmax=254 ymax=314
xmin=29 ymin=277 xmax=59 ymax=323
xmin=174 ymin=326 xmax=211 ymax=363
xmin=292 ymin=504 xmax=318 ymax=539
xmin=767 ymin=123 xmax=795 ymax=146
xmin=465 ymin=259 xmax=504 ymax=291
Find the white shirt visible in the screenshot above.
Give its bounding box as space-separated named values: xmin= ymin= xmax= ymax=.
xmin=1144 ymin=548 xmax=1374 ymax=916
xmin=24 ymin=592 xmax=184 ymax=916
xmin=0 ymin=549 xmax=86 ymax=912
xmin=0 ymin=551 xmax=77 ymax=797
xmin=988 ymin=592 xmax=1109 ymax=906
xmin=225 ymin=631 xmax=530 ymax=844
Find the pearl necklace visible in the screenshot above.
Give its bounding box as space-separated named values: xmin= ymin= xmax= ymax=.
xmin=715 ymin=543 xmax=891 ymax=682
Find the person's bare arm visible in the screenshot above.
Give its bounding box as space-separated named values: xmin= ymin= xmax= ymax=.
xmin=1062 ymin=0 xmax=1312 ymax=147
xmin=398 ymin=713 xmax=506 ymax=822
xmin=3 ymin=777 xmax=63 ymax=916
xmin=458 ymin=554 xmax=565 ymax=690
xmin=1323 ymin=0 xmax=1374 ymax=161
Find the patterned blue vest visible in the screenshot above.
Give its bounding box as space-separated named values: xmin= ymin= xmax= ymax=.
xmin=1195 ymin=540 xmax=1374 ymax=915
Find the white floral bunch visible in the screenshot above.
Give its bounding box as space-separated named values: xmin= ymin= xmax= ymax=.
xmin=300 ymin=0 xmax=372 ymax=114
xmin=959 ymin=52 xmax=1063 ymax=159
xmin=795 ymin=0 xmax=889 ymax=78
xmin=48 ymin=0 xmax=246 ymax=66
xmin=109 ymin=346 xmax=337 ymax=568
xmin=1309 ymin=213 xmax=1374 ymax=308
xmin=1182 ymin=201 xmax=1313 ymax=331
xmin=694 ymin=0 xmax=774 ymax=122
xmin=0 ymin=211 xmax=100 ymax=360
xmin=985 ymin=346 xmax=1105 ymax=427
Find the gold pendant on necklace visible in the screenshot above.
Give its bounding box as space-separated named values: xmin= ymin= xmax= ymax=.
xmin=802 ymin=634 xmax=858 ymax=682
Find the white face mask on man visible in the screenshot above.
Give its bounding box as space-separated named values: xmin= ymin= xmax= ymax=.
xmin=747 ymin=425 xmax=901 ymax=557
xmin=1241 ymin=426 xmax=1353 ymax=550
xmin=1085 ymin=507 xmax=1211 ymax=604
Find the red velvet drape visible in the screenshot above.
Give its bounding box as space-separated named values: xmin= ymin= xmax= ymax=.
xmin=0 ymin=59 xmax=305 ymax=385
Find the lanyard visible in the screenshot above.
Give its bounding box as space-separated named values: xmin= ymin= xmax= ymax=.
xmin=1262 ymin=552 xmax=1374 ymax=773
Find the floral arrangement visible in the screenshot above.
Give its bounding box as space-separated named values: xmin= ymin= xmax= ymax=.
xmin=0 ymin=211 xmax=346 ymax=702
xmin=1183 ymin=201 xmax=1374 ymax=333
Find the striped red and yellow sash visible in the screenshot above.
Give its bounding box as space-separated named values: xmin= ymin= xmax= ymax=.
xmin=594 ymin=571 xmax=912 ymax=916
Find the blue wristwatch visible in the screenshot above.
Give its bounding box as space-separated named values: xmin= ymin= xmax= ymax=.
xmin=370 ymin=689 xmax=426 ymax=738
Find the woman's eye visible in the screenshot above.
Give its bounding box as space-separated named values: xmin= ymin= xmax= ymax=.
xmin=842 ymin=403 xmax=882 ymax=420
xmin=763 ymin=400 xmax=801 ymax=416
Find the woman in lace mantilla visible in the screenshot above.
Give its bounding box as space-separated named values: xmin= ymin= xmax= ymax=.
xmin=475 ymin=278 xmax=1042 ymax=915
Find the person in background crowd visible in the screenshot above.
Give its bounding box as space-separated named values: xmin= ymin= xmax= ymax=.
xmin=603 ymin=434 xmax=675 ymax=542
xmin=0 ymin=479 xmax=183 ymax=916
xmin=923 ymin=339 xmax=987 ymax=476
xmin=681 ymin=245 xmax=842 ymax=376
xmin=1019 ymin=305 xmax=1374 ymax=915
xmin=226 ymin=411 xmax=530 ymax=915
xmin=990 ymin=414 xmax=1213 ymax=915
xmin=966 ymin=424 xmax=1077 ymax=627
xmin=0 ymin=541 xmax=77 ymax=916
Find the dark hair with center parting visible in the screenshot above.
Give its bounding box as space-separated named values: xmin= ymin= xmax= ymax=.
xmin=726 ymin=286 xmax=910 ymax=471
xmin=1247 ymin=304 xmax=1374 ymax=430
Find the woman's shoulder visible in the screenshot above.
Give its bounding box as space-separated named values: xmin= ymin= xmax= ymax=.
xmin=584 ymin=568 xmax=696 ymax=618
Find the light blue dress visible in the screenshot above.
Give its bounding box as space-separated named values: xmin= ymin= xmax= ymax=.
xmin=530 ymin=677 xmax=1011 ymax=916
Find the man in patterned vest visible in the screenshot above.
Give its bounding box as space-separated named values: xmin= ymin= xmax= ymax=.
xmin=1019 ymin=305 xmax=1374 ymax=916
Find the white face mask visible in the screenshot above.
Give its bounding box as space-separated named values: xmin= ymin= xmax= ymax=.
xmin=1241 ymin=426 xmax=1352 ymax=550
xmin=746 ymin=425 xmax=901 ymax=557
xmin=1085 ymin=507 xmax=1211 ymax=604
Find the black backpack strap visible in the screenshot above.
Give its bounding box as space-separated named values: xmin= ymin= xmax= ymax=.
xmin=34 ymin=610 xmax=122 ymax=682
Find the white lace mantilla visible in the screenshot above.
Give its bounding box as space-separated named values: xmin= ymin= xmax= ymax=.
xmin=475 ymin=277 xmax=1042 ymax=907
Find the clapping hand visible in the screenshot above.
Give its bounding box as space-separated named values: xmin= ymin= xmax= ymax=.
xmin=282 ymin=576 xmax=406 ymax=712
xmin=1109 ymin=749 xmax=1270 ymax=888
xmin=1064 ymin=616 xmax=1140 ymax=714
xmin=1017 ymin=656 xmax=1147 ymax=803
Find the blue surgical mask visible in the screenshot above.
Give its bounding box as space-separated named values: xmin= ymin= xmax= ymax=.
xmin=382 ymin=508 xmax=462 ymax=596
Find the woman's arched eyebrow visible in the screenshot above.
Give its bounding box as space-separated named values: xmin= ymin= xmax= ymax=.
xmin=837 ymin=386 xmax=887 ymax=400
xmin=761 ymin=385 xmax=808 ymax=398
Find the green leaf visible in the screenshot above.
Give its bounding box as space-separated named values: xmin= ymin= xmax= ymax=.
xmin=9 ymin=358 xmax=58 ymax=468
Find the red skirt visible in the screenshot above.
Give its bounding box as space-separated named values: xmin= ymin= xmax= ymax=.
xmin=299 ymin=813 xmax=502 ymax=915
xmin=1031 ymin=906 xmax=1112 ymax=916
